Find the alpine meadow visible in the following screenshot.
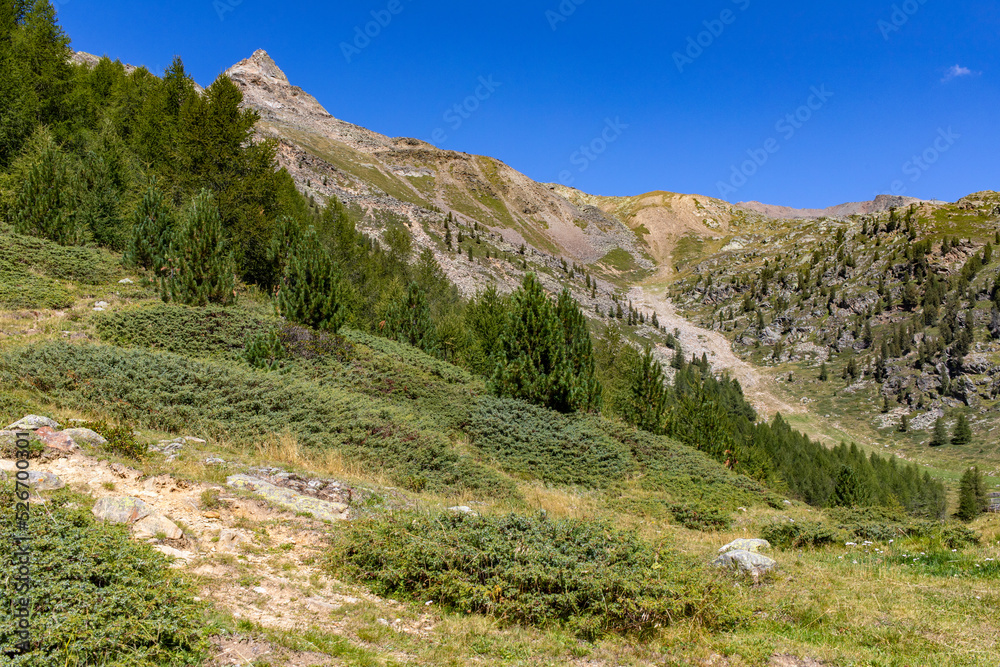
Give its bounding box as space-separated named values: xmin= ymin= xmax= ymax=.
xmin=1 ymin=2 xmax=999 ymax=666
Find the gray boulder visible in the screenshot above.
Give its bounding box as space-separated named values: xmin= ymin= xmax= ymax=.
xmin=6 ymin=415 xmax=59 ymax=431
xmin=26 ymin=471 xmax=65 ymax=491
xmin=713 ymin=549 xmax=777 ymax=582
xmin=719 ymin=538 xmax=771 ymax=554
xmin=61 ymin=428 xmax=108 ymax=447
xmin=91 ymin=496 xmax=152 ymax=524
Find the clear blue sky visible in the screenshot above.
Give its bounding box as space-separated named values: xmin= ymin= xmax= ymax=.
xmin=58 ymin=0 xmax=998 ymax=208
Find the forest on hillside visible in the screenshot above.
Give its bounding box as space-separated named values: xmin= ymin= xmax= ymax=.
xmin=0 ymin=1 xmax=950 ymax=518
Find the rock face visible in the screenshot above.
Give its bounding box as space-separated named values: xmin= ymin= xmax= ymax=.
xmin=226 ymin=474 xmax=349 ymax=522
xmin=6 ymin=415 xmax=59 ymax=431
xmin=92 ymin=496 xmax=153 ymax=525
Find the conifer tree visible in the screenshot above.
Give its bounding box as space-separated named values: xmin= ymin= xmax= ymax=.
xmin=929 ymin=417 xmax=948 ymax=447
xmin=275 ymin=226 xmax=347 ymax=332
xmin=951 ymin=414 xmax=972 ymax=446
xmin=161 ymin=190 xmax=236 ymax=306
xmin=956 ymin=466 xmax=986 ymax=521
xmin=11 ymin=130 xmax=87 ymax=245
xmin=491 ymin=274 xmax=597 ymax=413
xmin=830 ymin=464 xmax=868 ymax=507
xmin=125 ymin=179 xmax=173 ymax=273
xmin=818 ymin=362 xmax=829 ymax=382
xmin=264 ymin=215 xmax=303 ymax=292
xmin=621 ymin=346 xmax=668 ymax=434
xmin=555 ymin=288 xmax=602 ymax=413
xmin=384 ymin=282 xmax=438 ymax=355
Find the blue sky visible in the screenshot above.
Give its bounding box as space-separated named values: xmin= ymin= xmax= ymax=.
xmin=58 ymin=0 xmax=998 ymax=208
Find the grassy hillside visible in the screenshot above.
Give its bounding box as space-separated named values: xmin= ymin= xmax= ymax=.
xmin=2 ymin=229 xmax=999 ymax=665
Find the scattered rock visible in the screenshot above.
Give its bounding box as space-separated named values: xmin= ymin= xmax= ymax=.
xmin=91 ymin=496 xmax=152 ymax=525
xmin=719 ymin=538 xmax=771 ymax=554
xmin=26 ymin=471 xmax=65 ymax=491
xmin=61 ymin=427 xmax=108 ymax=447
xmin=149 ymin=438 xmax=186 ymax=461
xmin=94 ymin=301 xmax=109 ymax=308
xmin=226 ymin=474 xmax=349 ymax=522
xmin=447 ymin=505 xmax=477 ymax=515
xmin=34 ymin=427 xmax=79 ymax=453
xmin=205 ymin=457 xmax=226 ymax=465
xmin=118 ymin=278 xmax=134 ymax=284
xmin=132 ymin=513 xmax=183 ymax=540
xmin=6 ymin=415 xmax=59 ymax=431
xmin=252 ymin=586 xmax=268 ymax=595
xmin=713 ymin=549 xmax=777 ymax=582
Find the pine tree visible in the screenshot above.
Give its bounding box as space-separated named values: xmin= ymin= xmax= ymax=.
xmin=125 ymin=179 xmax=173 ymax=273
xmin=956 ymin=466 xmax=986 ymax=521
xmin=491 ymin=274 xmax=597 ymax=413
xmin=555 ymin=288 xmax=602 ymax=413
xmin=275 ymin=226 xmax=347 ymax=332
xmin=621 ymin=346 xmax=668 ymax=434
xmin=929 ymin=417 xmax=948 ymax=447
xmin=384 ymin=282 xmax=438 ymax=356
xmin=263 ymin=215 xmax=303 ymax=292
xmin=161 ymin=190 xmax=237 ymax=306
xmin=11 ymin=129 xmax=87 ymax=245
xmin=819 ymin=362 xmax=829 ymax=382
xmin=951 ymin=414 xmax=972 ymax=446
xmin=830 ymin=464 xmax=869 ymax=507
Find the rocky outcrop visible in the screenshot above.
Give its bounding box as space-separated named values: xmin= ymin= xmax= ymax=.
xmin=226 ymin=474 xmax=349 ymax=522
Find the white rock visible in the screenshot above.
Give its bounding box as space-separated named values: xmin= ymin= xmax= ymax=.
xmin=118 ymin=278 xmax=134 ymax=284
xmin=6 ymin=415 xmax=59 ymax=431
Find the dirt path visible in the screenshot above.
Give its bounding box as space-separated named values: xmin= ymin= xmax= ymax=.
xmin=629 ymin=284 xmax=802 ymax=418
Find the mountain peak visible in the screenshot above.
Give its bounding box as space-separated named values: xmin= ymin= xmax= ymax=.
xmin=228 ymin=49 xmax=290 ymax=84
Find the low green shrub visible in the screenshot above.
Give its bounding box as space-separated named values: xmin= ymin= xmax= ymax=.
xmin=0 ymin=231 xmax=120 ymax=284
xmin=328 ymin=511 xmax=743 ymax=638
xmin=601 ymin=422 xmax=781 ymax=510
xmin=78 ymin=419 xmax=147 ymax=460
xmin=0 ymin=486 xmax=211 ymax=665
xmin=466 ymin=396 xmax=633 ymax=488
xmin=761 ymin=519 xmax=841 ymax=549
xmin=939 ymin=522 xmax=980 ymax=549
xmin=0 ymin=342 xmax=514 ymax=499
xmin=0 ymin=272 xmax=74 ymax=309
xmin=95 ymin=303 xmax=277 ymax=359
xmin=667 ymin=502 xmax=732 ymax=531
